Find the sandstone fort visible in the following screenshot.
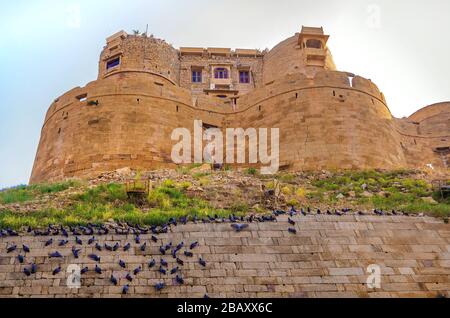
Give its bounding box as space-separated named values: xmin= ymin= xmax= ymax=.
xmin=30 ymin=27 xmax=450 ymax=183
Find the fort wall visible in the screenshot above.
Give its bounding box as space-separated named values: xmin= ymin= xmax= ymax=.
xmin=29 ymin=28 xmax=450 ymax=183
xmin=1 ymin=215 xmax=449 ymax=298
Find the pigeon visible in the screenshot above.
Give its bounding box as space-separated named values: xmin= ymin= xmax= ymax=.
xmin=52 ymin=266 xmax=62 ymax=275
xmin=23 ymin=267 xmax=31 ymax=276
xmin=88 ymin=237 xmax=96 ymax=245
xmin=176 ymin=258 xmax=184 ymax=266
xmin=135 ymin=235 xmax=141 ymax=244
xmin=49 ymin=251 xmax=63 ymax=258
xmin=358 ymin=211 xmax=366 ymax=216
xmin=17 ymin=255 xmax=25 ymax=264
xmin=27 ymin=226 xmax=32 ymax=233
xmin=165 ymin=242 xmax=172 ymax=251
xmin=288 ymin=218 xmax=296 ymax=226
xmin=190 ymin=241 xmax=199 ymax=250
xmin=158 ymin=267 xmax=167 ymax=275
xmin=288 ymin=228 xmax=297 ymax=234
xmin=204 ymin=294 xmax=210 ymax=299
xmin=140 ymin=243 xmax=147 ymax=252
xmin=161 ymin=259 xmax=168 ymax=267
xmin=184 ymin=251 xmax=193 ymax=257
xmin=199 ymin=258 xmax=206 ymax=267
xmin=133 ymin=266 xmax=142 ymax=275
xmin=80 ymin=267 xmax=89 ymax=275
xmin=119 ymin=260 xmax=126 ymax=269
xmin=22 ymin=244 xmax=30 ymax=253
xmin=104 ymin=244 xmax=113 ymax=251
xmin=72 ymin=247 xmax=81 ymax=259
xmin=7 ymin=245 xmax=17 ymax=253
xmin=75 ymin=237 xmax=83 ymax=245
xmin=31 ymin=263 xmax=37 ymax=274
xmin=95 ymin=243 xmax=102 ymax=251
xmin=148 ymin=259 xmax=156 ymax=268
xmin=122 ymin=284 xmax=129 ymax=295
xmin=110 ymin=274 xmax=118 ymax=286
xmin=45 ymin=239 xmax=53 ymax=247
xmin=88 ymin=254 xmax=101 ymax=262
xmin=155 ymin=282 xmax=165 ymax=291
xmin=231 ymin=223 xmax=249 ymax=232
xmin=112 ymin=243 xmax=119 ymax=252
xmin=175 ymin=242 xmax=184 ymax=251
xmin=159 ymin=246 xmax=166 ymax=255
xmin=172 ymin=249 xmax=178 ymax=259
xmin=123 ymin=243 xmax=131 ymax=251
xmin=59 ymin=240 xmax=69 ymax=247
xmin=175 ymin=275 xmax=184 ymax=285
xmin=61 ymin=228 xmax=68 ymax=238
xmin=151 ymin=235 xmax=158 ymax=243
xmin=95 ymin=265 xmax=102 ymax=274
xmin=317 ymin=209 xmax=322 ymax=215
xmin=125 ymin=273 xmax=133 ymax=282
xmin=326 ymin=210 xmax=332 ymax=215
xmin=170 ymin=266 xmax=179 ymax=274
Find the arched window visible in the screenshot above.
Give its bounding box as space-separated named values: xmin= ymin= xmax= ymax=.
xmin=214 ymin=68 xmax=228 ymax=79
xmin=306 ymin=39 xmax=322 ymax=49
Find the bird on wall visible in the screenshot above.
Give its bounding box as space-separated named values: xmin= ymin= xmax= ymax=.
xmin=288 ymin=228 xmax=297 ymax=234
xmin=160 ymin=259 xmax=168 ymax=267
xmin=184 ymin=251 xmax=193 ymax=257
xmin=59 ymin=239 xmax=69 ymax=247
xmin=49 ymin=251 xmax=63 ymax=258
xmin=125 ymin=273 xmax=133 ymax=282
xmin=231 ymin=224 xmax=249 ymax=233
xmin=95 ymin=265 xmax=102 ymax=274
xmin=176 ymin=258 xmax=184 ymax=266
xmin=170 ymin=266 xmax=179 ymax=274
xmin=158 ymin=267 xmax=167 ymax=275
xmin=199 ymin=258 xmax=207 ymax=267
xmin=112 ymin=242 xmax=120 ymax=252
xmin=75 ymin=236 xmax=83 ymax=245
xmin=72 ymin=247 xmax=81 ymax=259
xmin=288 ymin=218 xmax=296 ymax=226
xmin=119 ymin=260 xmax=126 ymax=269
xmin=110 ymin=274 xmax=118 ymax=286
xmin=17 ymin=255 xmax=25 ymax=263
xmin=81 ymin=267 xmax=89 ymax=275
xmin=23 ymin=267 xmax=31 ymax=277
xmin=190 ymin=241 xmax=199 ymax=250
xmin=52 ymin=266 xmax=62 ymax=276
xmin=7 ymin=244 xmax=17 ymax=253
xmin=88 ymin=237 xmax=96 ymax=245
xmin=155 ymin=282 xmax=165 ymax=291
xmin=148 ymin=259 xmax=156 ymax=268
xmin=122 ymin=285 xmax=129 ymax=295
xmin=151 ymin=235 xmax=158 ymax=243
xmin=31 ymin=263 xmax=37 ymax=274
xmin=22 ymin=244 xmax=30 ymax=253
xmin=123 ymin=243 xmax=131 ymax=251
xmin=140 ymin=242 xmax=147 ymax=252
xmin=45 ymin=238 xmax=53 ymax=247
xmin=88 ymin=254 xmax=101 ymax=262
xmin=95 ymin=243 xmax=102 ymax=251
xmin=175 ymin=275 xmax=184 ymax=285
xmin=133 ymin=266 xmax=142 ymax=275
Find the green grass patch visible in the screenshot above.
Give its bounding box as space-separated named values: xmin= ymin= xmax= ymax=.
xmin=0 ymin=180 xmax=82 ymax=204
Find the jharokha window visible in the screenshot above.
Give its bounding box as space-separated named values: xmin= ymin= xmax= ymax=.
xmin=214 ymin=67 xmax=228 ymax=79
xmin=192 ymin=69 xmax=202 ymax=83
xmin=239 ymin=71 xmax=250 ymax=83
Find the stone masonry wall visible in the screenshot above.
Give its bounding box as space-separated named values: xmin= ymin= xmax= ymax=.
xmin=0 ymin=215 xmax=449 ymax=298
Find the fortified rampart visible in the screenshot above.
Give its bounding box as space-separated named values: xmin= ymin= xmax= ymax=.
xmin=30 ymin=27 xmax=450 ymax=184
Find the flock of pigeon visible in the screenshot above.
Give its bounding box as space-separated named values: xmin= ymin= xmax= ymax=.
xmin=1 ymin=207 xmax=405 ymax=296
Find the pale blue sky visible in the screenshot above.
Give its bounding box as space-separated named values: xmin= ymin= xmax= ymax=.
xmin=1 ymin=0 xmax=449 ymax=188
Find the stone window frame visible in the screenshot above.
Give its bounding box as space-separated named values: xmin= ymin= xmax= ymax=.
xmin=239 ymin=70 xmax=250 ymax=84
xmin=106 ymin=56 xmax=121 ymax=71
xmin=191 ymin=68 xmax=202 ymax=83
xmin=214 ymin=67 xmax=229 ymax=79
